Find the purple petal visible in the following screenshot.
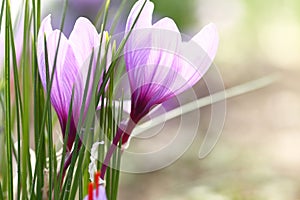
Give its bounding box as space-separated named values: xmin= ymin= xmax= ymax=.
xmin=171 ymin=23 xmax=219 ymax=95
xmin=69 ymin=17 xmax=100 ymax=66
xmin=125 ymin=0 xmax=154 ymax=88
xmin=38 ymin=16 xmax=81 ymax=127
xmin=69 ymin=18 xmax=111 ymax=123
xmin=145 ymin=17 xmax=181 ymax=88
xmin=124 ymin=1 xmax=219 ymax=122
xmin=37 ymin=15 xmax=53 ymax=61
xmin=83 ymin=185 xmax=107 ymax=200
xmin=129 ymin=23 xmax=219 ymax=99
xmin=68 ymin=17 xmax=100 ymax=123
xmin=125 ymin=17 xmax=182 ymax=112
xmin=125 ymin=0 xmax=154 ymax=32
xmin=192 ymin=23 xmax=219 ymax=61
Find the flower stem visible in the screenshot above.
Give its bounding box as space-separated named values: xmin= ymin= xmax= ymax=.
xmin=100 ymin=119 xmax=135 ymax=179
xmin=59 ymin=140 xmax=82 ymax=184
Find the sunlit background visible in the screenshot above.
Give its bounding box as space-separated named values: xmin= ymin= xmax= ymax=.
xmin=7 ymin=0 xmax=300 ymax=199
xmin=118 ymin=0 xmax=300 ymax=199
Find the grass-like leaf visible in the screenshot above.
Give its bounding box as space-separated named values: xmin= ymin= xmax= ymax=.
xmin=63 ymin=49 xmax=96 ymax=200
xmin=8 ymin=12 xmax=23 ymax=200
xmin=0 ymin=181 xmax=3 ymax=200
xmin=30 ymin=0 xmax=70 ymax=197
xmin=4 ymin=0 xmax=13 ymax=199
xmin=21 ymin=0 xmax=32 ymax=198
xmin=97 ymin=0 xmax=147 ymax=104
xmin=44 ymin=34 xmax=54 ymax=200
xmin=109 ymin=0 xmax=126 ymax=34
xmin=54 ymin=85 xmax=76 ymax=200
xmin=0 ymin=0 xmax=5 ymax=31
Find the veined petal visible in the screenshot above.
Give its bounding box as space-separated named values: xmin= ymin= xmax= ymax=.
xmin=124 ymin=1 xmax=219 ymax=124
xmin=145 ymin=17 xmax=181 ymax=88
xmin=61 ymin=43 xmax=83 ymax=123
xmin=38 ymin=32 xmax=66 ymax=121
xmin=152 ymin=17 xmax=180 ymax=32
xmin=192 ymin=23 xmax=219 ymax=61
xmin=69 ymin=17 xmax=100 ymax=66
xmin=68 ymin=17 xmax=99 ymax=124
xmin=126 ymin=17 xmax=182 ymax=110
xmin=125 ymin=0 xmax=154 ymax=87
xmin=38 ymin=16 xmax=81 ymax=127
xmin=171 ymin=23 xmax=219 ymax=95
xmin=69 ymin=18 xmax=111 ymax=123
xmin=125 ymin=0 xmax=154 ymax=32
xmin=37 ymin=15 xmax=53 ymax=63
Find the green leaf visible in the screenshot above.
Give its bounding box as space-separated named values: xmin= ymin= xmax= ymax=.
xmin=4 ymin=0 xmax=13 ymax=199
xmin=0 ymin=181 xmax=4 ymax=200
xmin=30 ymin=0 xmax=70 ymax=197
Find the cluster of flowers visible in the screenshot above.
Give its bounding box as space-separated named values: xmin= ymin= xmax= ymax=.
xmin=36 ymin=0 xmax=219 ymax=199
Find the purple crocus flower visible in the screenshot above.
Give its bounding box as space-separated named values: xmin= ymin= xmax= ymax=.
xmin=100 ymin=0 xmax=218 ymax=178
xmin=123 ymin=0 xmax=219 ymax=143
xmin=37 ymin=15 xmax=110 ymax=169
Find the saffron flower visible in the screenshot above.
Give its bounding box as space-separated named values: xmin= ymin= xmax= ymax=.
xmin=37 ymin=15 xmax=111 ymax=168
xmin=84 ymin=172 xmax=107 ymax=200
xmin=123 ymin=0 xmax=219 ymax=143
xmin=100 ymin=0 xmax=218 ymax=178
